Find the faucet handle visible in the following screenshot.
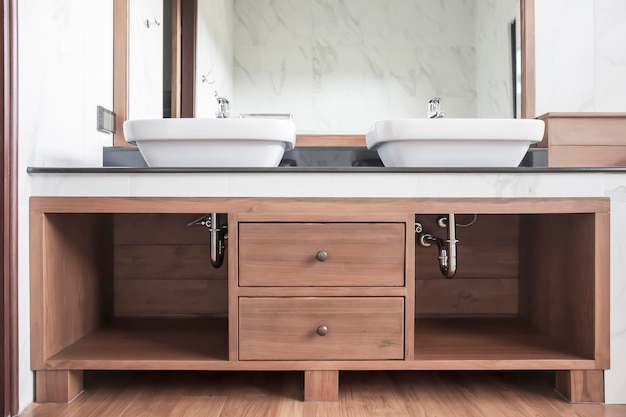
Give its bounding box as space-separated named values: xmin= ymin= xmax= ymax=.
xmin=215 ymin=91 xmax=230 ymax=118
xmin=215 ymin=90 xmax=227 ymax=100
xmin=427 ymin=96 xmax=445 ymax=119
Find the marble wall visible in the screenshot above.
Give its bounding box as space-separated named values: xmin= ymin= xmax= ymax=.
xmin=232 ymin=0 xmax=517 ymax=133
xmin=475 ymin=0 xmax=518 ymax=118
xmin=535 ymin=0 xmax=626 ymax=116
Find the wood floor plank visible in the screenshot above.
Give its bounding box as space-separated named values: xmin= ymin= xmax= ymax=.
xmin=168 ymin=396 xmax=226 ymax=417
xmin=393 ymin=372 xmax=485 ymax=417
xmin=19 ymin=371 xmax=626 ymax=417
xmin=118 ymin=375 xmax=198 ymax=417
xmin=343 ymin=373 xmax=415 ymax=416
xmin=217 ymin=372 xmax=304 ymax=417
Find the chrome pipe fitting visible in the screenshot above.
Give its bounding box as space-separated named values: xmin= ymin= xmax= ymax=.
xmin=437 ymin=214 xmax=458 ymax=279
xmin=209 ymin=213 xmax=226 ymax=268
xmin=186 ymin=213 xmax=228 ymax=268
xmin=416 ymin=214 xmax=458 ymax=279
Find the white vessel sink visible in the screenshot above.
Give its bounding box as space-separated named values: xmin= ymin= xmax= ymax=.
xmin=366 ymin=118 xmax=545 ymax=167
xmin=123 ymin=118 xmax=297 ymax=167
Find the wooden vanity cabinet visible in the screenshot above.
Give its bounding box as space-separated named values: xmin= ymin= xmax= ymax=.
xmin=29 ymin=197 xmax=610 ymax=404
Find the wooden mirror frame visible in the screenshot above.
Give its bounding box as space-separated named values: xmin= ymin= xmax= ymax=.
xmin=113 ymin=0 xmax=197 ymax=146
xmin=113 ymin=0 xmax=536 ymax=147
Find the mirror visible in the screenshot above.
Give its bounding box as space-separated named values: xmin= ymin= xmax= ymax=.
xmin=114 ymin=0 xmax=535 ymax=144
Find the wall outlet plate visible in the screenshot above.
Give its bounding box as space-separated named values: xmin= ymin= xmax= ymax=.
xmin=97 ymin=106 xmax=116 ymax=134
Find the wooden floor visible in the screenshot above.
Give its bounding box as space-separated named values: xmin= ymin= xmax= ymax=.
xmin=21 ymin=371 xmax=626 ymax=417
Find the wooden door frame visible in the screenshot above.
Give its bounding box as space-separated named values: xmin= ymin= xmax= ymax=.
xmin=1 ymin=0 xmax=18 ymax=414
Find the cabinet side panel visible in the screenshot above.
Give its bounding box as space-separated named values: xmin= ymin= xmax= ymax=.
xmin=228 ymin=213 xmax=239 ymax=361
xmin=30 ymin=210 xmax=45 ymax=369
xmin=404 ymin=215 xmax=415 ymax=360
xmin=594 ymin=213 xmax=610 ymax=368
xmin=43 ymin=214 xmax=108 ymax=359
xmin=519 ymin=214 xmax=596 ymax=359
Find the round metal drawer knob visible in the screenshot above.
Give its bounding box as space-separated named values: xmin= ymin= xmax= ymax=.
xmin=316 ymin=251 xmax=328 ymax=262
xmin=316 ymin=325 xmax=329 ymax=336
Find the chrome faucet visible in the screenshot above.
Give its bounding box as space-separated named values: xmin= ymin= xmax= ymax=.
xmin=215 ymin=91 xmax=230 ymax=118
xmin=427 ymin=97 xmax=445 ymax=119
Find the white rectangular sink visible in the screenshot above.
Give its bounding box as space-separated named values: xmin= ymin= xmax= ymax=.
xmin=123 ymin=118 xmax=297 ymax=167
xmin=366 ymin=118 xmax=545 ymax=167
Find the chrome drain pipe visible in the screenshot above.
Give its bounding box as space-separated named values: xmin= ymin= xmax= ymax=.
xmin=416 ymin=213 xmax=458 ymax=279
xmin=186 ymin=213 xmax=228 ymax=268
xmin=209 ymin=213 xmax=227 ymax=268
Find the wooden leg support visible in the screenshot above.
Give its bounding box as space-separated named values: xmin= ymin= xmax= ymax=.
xmin=556 ymin=370 xmax=604 ymax=403
xmin=35 ymin=370 xmax=84 ymax=403
xmin=304 ymin=370 xmax=339 ymax=402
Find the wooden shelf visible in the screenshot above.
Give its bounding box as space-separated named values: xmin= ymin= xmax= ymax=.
xmin=414 ymin=318 xmax=591 ymax=363
xmin=46 ymin=318 xmax=229 ymax=369
xmin=44 ymin=317 xmax=594 ymax=372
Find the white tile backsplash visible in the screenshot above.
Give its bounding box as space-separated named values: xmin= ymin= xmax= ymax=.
xmin=535 ymin=0 xmax=595 ymax=67
xmin=595 ymin=0 xmax=626 ymax=67
xmin=535 ymin=64 xmax=596 ymax=116
xmin=595 ymin=65 xmax=626 ymax=112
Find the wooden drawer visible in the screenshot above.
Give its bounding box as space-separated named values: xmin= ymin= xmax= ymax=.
xmin=238 ymin=223 xmax=405 ymax=287
xmin=238 ymin=297 xmax=405 ymax=360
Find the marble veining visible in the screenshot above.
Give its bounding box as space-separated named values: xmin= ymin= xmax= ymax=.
xmin=232 ymin=0 xmax=516 ymax=133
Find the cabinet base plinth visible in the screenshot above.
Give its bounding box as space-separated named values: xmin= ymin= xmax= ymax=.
xmin=556 ymin=370 xmax=604 ymax=403
xmin=35 ymin=370 xmax=84 ymax=403
xmin=304 ymin=370 xmax=339 ymax=401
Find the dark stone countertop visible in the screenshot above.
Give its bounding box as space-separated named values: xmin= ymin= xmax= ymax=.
xmin=26 ymin=166 xmax=626 ymax=174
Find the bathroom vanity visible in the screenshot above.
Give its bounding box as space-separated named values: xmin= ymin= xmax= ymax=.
xmin=27 ymin=168 xmax=616 ymax=404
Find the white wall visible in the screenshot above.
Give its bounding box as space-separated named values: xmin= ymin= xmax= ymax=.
xmin=535 ymin=0 xmax=626 ymax=116
xmin=17 ymin=0 xmax=114 ymax=411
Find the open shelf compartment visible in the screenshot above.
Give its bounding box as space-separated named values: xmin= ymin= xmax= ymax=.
xmin=31 ymin=212 xmax=230 ymax=371
xmin=413 ymin=318 xmax=591 ymax=364
xmin=411 ymin=212 xmax=608 ymax=369
xmin=46 ymin=318 xmax=229 ymax=369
